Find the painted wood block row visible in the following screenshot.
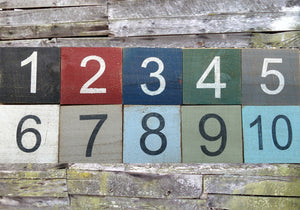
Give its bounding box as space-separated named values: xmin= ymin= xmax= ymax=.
xmin=0 ymin=104 xmax=299 ymax=163
xmin=0 ymin=47 xmax=298 ymax=105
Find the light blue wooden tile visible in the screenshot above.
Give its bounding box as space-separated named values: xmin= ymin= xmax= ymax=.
xmin=123 ymin=105 xmax=181 ymax=163
xmin=242 ymin=106 xmax=300 ymax=163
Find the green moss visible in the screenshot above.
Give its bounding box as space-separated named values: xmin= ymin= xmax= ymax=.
xmin=227 ymin=196 xmax=300 ymax=210
xmin=251 ymin=32 xmax=300 ymax=48
xmin=233 ymin=178 xmax=300 ymax=196
xmin=99 ymin=172 xmax=109 ymax=195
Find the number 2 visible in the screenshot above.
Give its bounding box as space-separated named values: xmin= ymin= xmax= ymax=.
xmin=140 ymin=57 xmax=166 ymax=96
xmin=21 ymin=51 xmax=37 ymax=94
xmin=196 ymin=56 xmax=226 ymax=98
xmin=80 ymin=55 xmax=106 ymax=94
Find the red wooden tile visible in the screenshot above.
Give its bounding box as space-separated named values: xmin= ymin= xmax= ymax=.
xmin=61 ymin=47 xmax=122 ymax=104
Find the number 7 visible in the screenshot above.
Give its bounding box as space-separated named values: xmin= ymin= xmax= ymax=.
xmin=80 ymin=114 xmax=107 ymax=157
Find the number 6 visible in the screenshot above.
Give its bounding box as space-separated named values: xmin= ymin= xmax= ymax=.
xmin=260 ymin=58 xmax=284 ymax=95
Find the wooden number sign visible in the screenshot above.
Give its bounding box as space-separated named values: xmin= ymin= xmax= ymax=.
xmin=243 ymin=106 xmax=300 ymax=163
xmin=183 ymin=49 xmax=241 ymax=104
xmin=123 ymin=105 xmax=181 ymax=163
xmin=61 ymin=47 xmax=122 ymax=104
xmin=182 ymin=106 xmax=243 ymax=163
xmin=0 ymin=48 xmax=60 ymax=103
xmin=59 ymin=105 xmax=122 ymax=163
xmin=242 ymin=49 xmax=300 ymax=105
xmin=123 ymin=48 xmax=182 ymax=104
xmin=0 ymin=105 xmax=59 ymax=163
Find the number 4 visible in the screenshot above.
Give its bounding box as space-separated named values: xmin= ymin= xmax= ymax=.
xmin=196 ymin=56 xmax=226 ymax=98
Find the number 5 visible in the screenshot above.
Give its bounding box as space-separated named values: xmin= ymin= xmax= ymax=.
xmin=260 ymin=58 xmax=284 ymax=95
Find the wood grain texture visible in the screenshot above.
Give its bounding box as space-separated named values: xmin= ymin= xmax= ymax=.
xmin=69 ymin=163 xmax=300 ymax=177
xmin=0 ymin=197 xmax=69 ymax=209
xmin=70 ymin=195 xmax=206 ymax=210
xmin=0 ymin=179 xmax=67 ymax=197
xmin=0 ymin=32 xmax=299 ymax=48
xmin=207 ymin=195 xmax=300 ymax=210
xmin=0 ymin=6 xmax=108 ymax=40
xmin=0 ymin=0 xmax=105 ymax=9
xmin=204 ymin=175 xmax=300 ymax=196
xmin=67 ymin=170 xmax=202 ymax=199
xmin=108 ymin=0 xmax=300 ymax=37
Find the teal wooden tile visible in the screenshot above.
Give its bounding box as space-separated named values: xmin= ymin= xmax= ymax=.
xmin=182 ymin=105 xmax=243 ymax=163
xmin=183 ymin=49 xmax=241 ymax=104
xmin=123 ymin=105 xmax=181 ymax=163
xmin=243 ymin=106 xmax=300 ymax=163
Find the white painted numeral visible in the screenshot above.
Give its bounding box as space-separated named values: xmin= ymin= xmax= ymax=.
xmin=140 ymin=57 xmax=166 ymax=96
xmin=196 ymin=56 xmax=226 ymax=98
xmin=21 ymin=51 xmax=37 ymax=93
xmin=80 ymin=55 xmax=106 ymax=94
xmin=260 ymin=58 xmax=284 ymax=95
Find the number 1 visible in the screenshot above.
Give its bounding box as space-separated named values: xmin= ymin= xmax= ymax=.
xmin=21 ymin=51 xmax=37 ymax=93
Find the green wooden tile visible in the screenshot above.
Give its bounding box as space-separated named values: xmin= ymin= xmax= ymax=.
xmin=183 ymin=49 xmax=241 ymax=104
xmin=182 ymin=105 xmax=243 ymax=163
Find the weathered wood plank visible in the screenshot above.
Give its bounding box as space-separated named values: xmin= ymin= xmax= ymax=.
xmin=69 ymin=163 xmax=300 ymax=177
xmin=251 ymin=31 xmax=300 ymax=48
xmin=207 ymin=195 xmax=300 ymax=210
xmin=0 ymin=179 xmax=67 ymax=197
xmin=0 ymin=6 xmax=108 ymax=40
xmin=0 ymin=196 xmax=69 ymax=209
xmin=0 ymin=170 xmax=66 ymax=179
xmin=0 ymin=0 xmax=105 ymax=9
xmin=70 ymin=195 xmax=206 ymax=210
xmin=67 ymin=170 xmax=202 ymax=199
xmin=0 ymin=32 xmax=299 ymax=48
xmin=0 ymin=163 xmax=68 ymax=171
xmin=108 ymin=0 xmax=300 ymax=36
xmin=204 ymin=175 xmax=300 ymax=196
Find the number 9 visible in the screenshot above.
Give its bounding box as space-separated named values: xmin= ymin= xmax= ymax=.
xmin=199 ymin=114 xmax=227 ymax=156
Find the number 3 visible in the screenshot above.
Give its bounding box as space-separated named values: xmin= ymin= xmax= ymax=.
xmin=141 ymin=57 xmax=166 ymax=96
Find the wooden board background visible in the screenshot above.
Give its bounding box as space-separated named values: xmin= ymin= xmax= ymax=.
xmin=0 ymin=0 xmax=299 ymax=209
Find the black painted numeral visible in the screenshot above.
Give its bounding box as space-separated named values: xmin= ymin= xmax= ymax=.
xmin=140 ymin=112 xmax=167 ymax=155
xmin=16 ymin=115 xmax=42 ymax=153
xmin=199 ymin=113 xmax=227 ymax=156
xmin=80 ymin=114 xmax=107 ymax=157
xmin=250 ymin=114 xmax=292 ymax=150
